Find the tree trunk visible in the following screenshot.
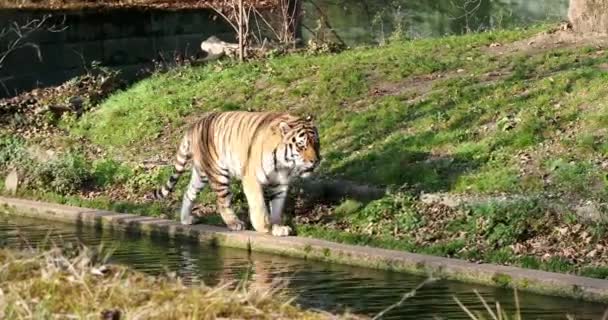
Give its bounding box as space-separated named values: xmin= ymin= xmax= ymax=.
xmin=238 ymin=0 xmax=244 ymax=61
xmin=287 ymin=0 xmax=302 ymax=46
xmin=569 ymin=0 xmax=608 ymax=34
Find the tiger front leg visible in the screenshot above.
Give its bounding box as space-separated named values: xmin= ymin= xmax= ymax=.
xmin=242 ymin=176 xmax=271 ymax=233
xmin=267 ymin=184 xmax=292 ymax=237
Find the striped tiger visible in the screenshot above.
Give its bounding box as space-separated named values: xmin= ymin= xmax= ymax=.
xmin=149 ymin=111 xmax=321 ymax=237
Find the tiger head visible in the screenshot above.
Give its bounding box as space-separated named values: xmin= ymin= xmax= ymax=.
xmin=277 ymin=115 xmax=321 ymax=178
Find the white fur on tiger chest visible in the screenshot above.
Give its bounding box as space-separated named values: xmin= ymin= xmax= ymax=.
xmin=258 ymin=153 xmax=291 ymax=185
xmin=259 ymin=169 xmax=291 ymax=186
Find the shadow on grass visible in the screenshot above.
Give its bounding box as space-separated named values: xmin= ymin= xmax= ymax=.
xmin=329 ymin=130 xmax=482 ymax=193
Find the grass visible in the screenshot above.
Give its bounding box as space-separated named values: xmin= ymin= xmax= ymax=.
xmin=74 ymin=26 xmax=543 ymax=163
xmin=4 ymin=23 xmax=608 ymax=281
xmin=71 ymin=24 xmax=608 ymax=199
xmin=0 ymin=245 xmax=360 ymax=319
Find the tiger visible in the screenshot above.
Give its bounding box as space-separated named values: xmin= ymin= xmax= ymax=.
xmin=149 ymin=111 xmax=321 ymax=237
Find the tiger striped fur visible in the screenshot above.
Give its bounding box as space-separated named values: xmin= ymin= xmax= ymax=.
xmin=150 ymin=111 xmax=321 ymax=237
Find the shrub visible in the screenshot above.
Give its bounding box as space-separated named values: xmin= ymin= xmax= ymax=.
xmin=91 ymin=159 xmax=133 ymax=188
xmin=465 ymin=199 xmax=546 ymax=248
xmin=0 ymin=134 xmax=28 ymax=171
xmin=31 ymin=153 xmax=91 ymax=194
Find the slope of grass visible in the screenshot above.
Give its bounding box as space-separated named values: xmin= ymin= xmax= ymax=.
xmin=72 ymin=24 xmax=608 ymax=200
xmin=4 ymin=24 xmax=608 ymax=280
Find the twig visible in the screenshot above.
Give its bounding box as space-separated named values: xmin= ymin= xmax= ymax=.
xmin=449 ymin=0 xmax=483 ymax=33
xmin=474 ymin=290 xmax=498 ymax=320
xmin=514 ymin=287 xmax=521 ymax=320
xmin=252 ymin=7 xmax=283 ymax=41
xmin=372 ymin=277 xmax=435 ymax=320
xmin=210 ymin=6 xmax=239 ymax=33
xmin=307 ymin=0 xmax=346 ymax=46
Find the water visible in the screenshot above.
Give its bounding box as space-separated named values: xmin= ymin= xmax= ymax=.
xmin=0 ymin=215 xmax=605 ymax=319
xmin=302 ymin=0 xmax=569 ymax=46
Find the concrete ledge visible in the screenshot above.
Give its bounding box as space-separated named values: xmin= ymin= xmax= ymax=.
xmin=2 ymin=196 xmax=608 ymax=303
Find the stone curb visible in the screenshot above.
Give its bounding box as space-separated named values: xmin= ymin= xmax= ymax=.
xmin=2 ymin=196 xmax=608 ymax=303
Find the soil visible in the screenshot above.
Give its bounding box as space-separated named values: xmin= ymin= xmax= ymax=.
xmin=485 ymin=25 xmax=608 ymax=56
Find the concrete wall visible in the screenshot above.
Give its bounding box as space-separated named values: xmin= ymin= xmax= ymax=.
xmin=0 ymin=8 xmax=234 ymax=97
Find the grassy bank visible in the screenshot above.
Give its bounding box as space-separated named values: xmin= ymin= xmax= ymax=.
xmin=3 ymin=23 xmax=608 ymax=280
xmin=0 ymin=246 xmax=359 ymax=319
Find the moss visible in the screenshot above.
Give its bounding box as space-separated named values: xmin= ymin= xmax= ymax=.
xmin=518 ymin=278 xmax=530 ymax=289
xmin=303 ymin=244 xmax=312 ymax=254
xmin=492 ymin=273 xmax=513 ymax=288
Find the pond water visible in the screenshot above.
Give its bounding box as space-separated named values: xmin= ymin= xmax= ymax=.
xmin=303 ymin=0 xmax=569 ymax=46
xmin=0 ymin=215 xmax=605 ymax=319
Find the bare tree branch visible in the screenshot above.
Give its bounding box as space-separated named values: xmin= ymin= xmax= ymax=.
xmin=449 ymin=0 xmax=483 ymax=33
xmin=0 ymin=14 xmax=68 ymax=70
xmin=307 ymin=0 xmax=346 ymax=46
xmin=210 ymin=0 xmax=304 ymax=59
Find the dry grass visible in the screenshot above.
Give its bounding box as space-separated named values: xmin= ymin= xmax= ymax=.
xmin=0 ymin=246 xmax=362 ymax=319
xmin=454 ymin=289 xmax=608 ymax=320
xmin=454 ymin=289 xmax=522 ymax=320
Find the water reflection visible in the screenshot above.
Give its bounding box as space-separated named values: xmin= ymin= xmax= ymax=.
xmin=0 ymin=215 xmax=604 ymax=319
xmin=302 ymin=0 xmax=569 ymax=45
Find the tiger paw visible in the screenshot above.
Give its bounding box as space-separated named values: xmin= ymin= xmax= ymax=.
xmin=226 ymin=219 xmax=246 ymax=231
xmin=143 ymin=193 xmax=156 ymax=202
xmin=271 ymin=225 xmax=292 ymax=237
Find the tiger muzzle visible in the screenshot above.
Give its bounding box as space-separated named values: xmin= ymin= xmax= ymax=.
xmin=301 ymin=158 xmax=320 ymax=175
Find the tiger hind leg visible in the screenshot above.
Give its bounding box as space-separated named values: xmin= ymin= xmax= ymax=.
xmin=209 ymin=177 xmax=246 ymax=231
xmin=180 ymin=167 xmax=207 ymax=225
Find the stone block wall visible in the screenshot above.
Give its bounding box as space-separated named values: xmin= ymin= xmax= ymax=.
xmin=0 ymin=8 xmax=234 ymax=97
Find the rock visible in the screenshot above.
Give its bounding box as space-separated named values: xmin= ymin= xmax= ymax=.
xmin=69 ymin=95 xmax=84 ymax=112
xmin=4 ymin=169 xmax=19 ymax=195
xmin=200 ymin=36 xmax=239 ymax=61
xmin=419 ymin=192 xmax=465 ymax=208
xmin=27 ymin=145 xmax=56 ymax=162
xmin=101 ymin=309 xmax=121 ymax=320
xmin=574 ymin=201 xmax=606 ymax=223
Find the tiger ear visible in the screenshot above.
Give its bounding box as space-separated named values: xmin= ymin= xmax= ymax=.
xmin=305 ymin=114 xmax=314 ymax=122
xmin=278 ymin=122 xmax=291 ymax=136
